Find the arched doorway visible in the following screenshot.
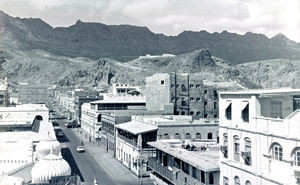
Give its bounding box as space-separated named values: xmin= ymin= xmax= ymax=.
xmin=207 ymin=133 xmax=213 ymax=139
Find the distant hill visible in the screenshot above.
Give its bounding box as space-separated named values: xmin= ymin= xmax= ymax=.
xmin=1 ymin=10 xmax=300 ymax=64
xmin=0 ymin=46 xmax=258 ymax=93
xmin=237 ymin=59 xmax=300 ymax=88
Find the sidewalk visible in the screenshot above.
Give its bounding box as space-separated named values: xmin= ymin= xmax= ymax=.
xmin=72 ymin=128 xmax=153 ymax=185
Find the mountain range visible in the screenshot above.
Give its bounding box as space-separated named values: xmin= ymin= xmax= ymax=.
xmin=1 ymin=10 xmax=300 ymax=92
xmin=1 ymin=10 xmax=300 ymax=64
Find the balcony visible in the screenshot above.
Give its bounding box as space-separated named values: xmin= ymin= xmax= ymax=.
xmin=117 ymin=134 xmax=138 ymax=148
xmin=148 ymin=157 xmax=173 ymax=182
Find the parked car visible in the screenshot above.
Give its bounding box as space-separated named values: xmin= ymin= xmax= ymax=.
xmin=65 ymin=121 xmax=79 ymax=128
xmin=57 ymin=131 xmax=64 ymax=137
xmin=76 ymin=145 xmax=85 ymax=153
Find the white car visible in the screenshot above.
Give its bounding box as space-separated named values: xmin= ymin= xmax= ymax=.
xmin=76 ymin=145 xmax=85 ymax=153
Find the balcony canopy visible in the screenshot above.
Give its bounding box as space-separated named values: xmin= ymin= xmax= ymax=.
xmin=115 ymin=121 xmax=158 ymax=135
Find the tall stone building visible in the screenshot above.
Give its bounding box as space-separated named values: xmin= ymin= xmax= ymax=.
xmin=146 ymin=73 xmax=219 ymax=119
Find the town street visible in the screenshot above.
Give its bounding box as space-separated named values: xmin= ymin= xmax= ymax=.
xmin=55 ymin=119 xmax=152 ymax=185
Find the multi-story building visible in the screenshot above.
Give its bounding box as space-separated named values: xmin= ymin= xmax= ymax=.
xmin=0 ymin=77 xmax=8 ymax=107
xmin=81 ymin=93 xmax=147 ymax=138
xmin=115 ymin=121 xmax=157 ymax=176
xmin=18 ymin=83 xmax=51 ymax=104
xmin=219 ymin=88 xmax=300 ymax=185
xmin=148 ymin=140 xmax=220 ymax=185
xmin=146 ymin=73 xmax=219 ymax=118
xmin=101 ymin=114 xmax=218 ymax=157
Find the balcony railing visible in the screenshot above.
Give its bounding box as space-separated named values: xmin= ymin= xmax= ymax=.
xmin=117 ymin=134 xmax=138 ymax=147
xmin=148 ymin=157 xmax=173 ymax=182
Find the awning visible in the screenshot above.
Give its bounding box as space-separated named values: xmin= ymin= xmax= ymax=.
xmin=240 ymin=101 xmax=249 ymax=110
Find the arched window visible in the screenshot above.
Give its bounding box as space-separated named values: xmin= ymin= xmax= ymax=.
xmin=97 ymin=114 xmax=102 ymax=122
xmin=222 ymin=133 xmax=228 ymax=158
xmin=174 ymin=133 xmax=181 ymax=139
xmin=244 ymin=138 xmax=252 ymax=166
xmin=271 ymin=143 xmax=283 ymax=161
xmin=293 ymin=148 xmax=300 ymax=166
xmin=234 ymin=176 xmax=240 ymax=185
xmin=185 ymin=133 xmax=191 ymax=139
xmin=207 ymin=133 xmax=213 ymax=139
xmin=245 ymin=180 xmax=251 ymax=185
xmin=163 ymin=133 xmax=170 ymax=139
xmin=195 ymin=133 xmax=201 ymax=139
xmin=234 ymin=136 xmax=240 ymax=161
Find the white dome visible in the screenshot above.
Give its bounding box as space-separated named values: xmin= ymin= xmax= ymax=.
xmin=31 ymin=153 xmax=71 ymax=184
xmin=36 ymin=140 xmax=61 ymax=157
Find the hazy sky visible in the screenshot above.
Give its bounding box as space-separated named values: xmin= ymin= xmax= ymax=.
xmin=1 ymin=0 xmax=300 ymax=42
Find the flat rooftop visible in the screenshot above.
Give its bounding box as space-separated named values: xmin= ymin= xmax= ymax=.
xmin=0 ymin=104 xmax=49 ymax=112
xmin=148 ymin=140 xmax=219 ymax=172
xmin=220 ymin=88 xmax=300 ymax=96
xmin=115 ymin=121 xmax=158 ymax=135
xmin=132 ymin=115 xmax=218 ymax=125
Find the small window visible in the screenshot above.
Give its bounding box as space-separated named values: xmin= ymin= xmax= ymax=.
xmin=190 ymin=111 xmax=194 ymax=115
xmin=161 ymin=80 xmax=164 ymax=85
xmin=223 ymin=133 xmax=228 ymax=158
xmin=207 ymin=133 xmax=213 ymax=139
xmin=244 ymin=138 xmax=252 ymax=166
xmin=196 ymin=97 xmax=201 ymax=102
xmin=214 ymin=102 xmax=217 ymax=110
xmin=174 ymin=133 xmax=181 ymax=139
xmin=223 ymin=176 xmax=229 ymax=185
xmin=189 ymin=84 xmax=194 ymax=88
xmin=190 ymin=97 xmax=194 ymax=102
xmin=204 ymin=101 xmax=208 ymax=105
xmin=204 ymin=114 xmax=208 ymax=118
xmin=271 ymin=143 xmax=283 ymax=161
xmin=242 ymin=103 xmax=249 ymax=122
xmin=225 ymin=103 xmax=232 ymax=120
xmin=195 ymin=133 xmax=201 ymax=139
xmin=234 ymin=176 xmax=240 ymax=185
xmin=196 ymin=84 xmax=201 ymax=88
xmin=186 ymin=133 xmax=191 ymax=139
xmin=181 ymin=111 xmax=185 ymax=115
xmin=234 ymin=136 xmax=240 ymax=162
xmin=245 ymin=180 xmax=252 ymax=185
xmin=294 ymin=149 xmax=300 ymax=166
xmin=204 ymin=90 xmax=207 ymax=94
xmin=214 ymin=114 xmax=217 ymax=118
xmin=176 ymin=84 xmax=179 ymax=88
xmin=196 ymin=111 xmax=201 ymax=115
xmin=171 ymin=84 xmax=174 ymax=88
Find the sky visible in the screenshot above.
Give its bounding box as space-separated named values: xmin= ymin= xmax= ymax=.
xmin=1 ymin=0 xmax=300 ymax=42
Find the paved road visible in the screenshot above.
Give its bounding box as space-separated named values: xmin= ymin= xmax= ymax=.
xmin=56 ymin=119 xmax=119 ymax=185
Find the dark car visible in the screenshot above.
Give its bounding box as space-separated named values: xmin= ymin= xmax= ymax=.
xmin=65 ymin=121 xmax=79 ymax=128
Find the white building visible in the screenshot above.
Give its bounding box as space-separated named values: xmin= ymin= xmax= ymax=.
xmin=81 ymin=93 xmax=146 ymax=138
xmin=0 ymin=104 xmax=55 ymax=177
xmin=115 ymin=121 xmax=158 ymax=176
xmin=148 ymin=140 xmax=220 ymax=185
xmin=219 ymin=88 xmax=300 ymax=185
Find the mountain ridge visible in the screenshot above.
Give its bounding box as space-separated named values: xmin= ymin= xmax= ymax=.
xmin=1 ymin=10 xmax=300 ymax=64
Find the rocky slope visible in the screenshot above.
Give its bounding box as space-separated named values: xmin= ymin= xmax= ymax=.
xmin=237 ymin=59 xmax=300 ymax=88
xmin=1 ymin=10 xmax=300 ymax=64
xmin=0 ymin=44 xmax=258 ymax=93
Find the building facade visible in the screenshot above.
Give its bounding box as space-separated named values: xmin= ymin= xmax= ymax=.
xmin=18 ymin=83 xmax=51 ymax=104
xmin=0 ymin=77 xmax=8 ymax=107
xmin=81 ymin=93 xmax=147 ymax=138
xmin=219 ymin=89 xmax=300 ymax=185
xmin=115 ymin=122 xmax=157 ymax=176
xmin=146 ymin=73 xmax=219 ymax=119
xmin=148 ymin=140 xmax=220 ymax=185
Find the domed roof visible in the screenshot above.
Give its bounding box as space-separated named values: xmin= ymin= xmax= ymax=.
xmin=31 ymin=152 xmax=71 ymax=184
xmin=36 ymin=140 xmax=61 ymax=157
